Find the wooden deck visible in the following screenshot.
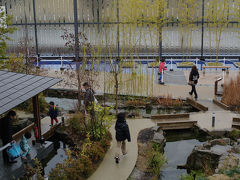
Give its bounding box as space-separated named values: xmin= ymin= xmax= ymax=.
xmin=0 ymin=116 xmax=64 ymax=180
xmin=157 ymin=120 xmax=197 ymax=130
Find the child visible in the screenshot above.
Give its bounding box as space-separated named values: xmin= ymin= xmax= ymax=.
xmin=20 ymin=131 xmax=32 ymax=159
xmin=159 ymin=59 xmax=167 ymax=83
xmin=48 ymin=101 xmax=59 ymax=126
xmin=114 ymin=112 xmax=131 ymax=164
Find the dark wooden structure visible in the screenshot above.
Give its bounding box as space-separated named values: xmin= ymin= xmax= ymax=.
xmin=0 ymin=70 xmax=61 ymax=141
xmin=214 ymin=77 xmax=223 ymax=96
xmin=186 ymin=98 xmax=208 ymax=111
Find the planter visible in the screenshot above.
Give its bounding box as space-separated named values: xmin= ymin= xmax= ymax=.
xmin=176 ymin=62 xmax=194 ymax=68
xmin=207 ymin=62 xmax=223 ymax=66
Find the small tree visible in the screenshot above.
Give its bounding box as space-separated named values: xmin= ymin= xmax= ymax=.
xmin=205 ymin=0 xmax=230 ymax=62
xmin=61 ymin=29 xmax=98 ymax=110
xmin=0 ymin=6 xmax=16 ymax=58
xmin=177 ymin=0 xmax=200 ymax=60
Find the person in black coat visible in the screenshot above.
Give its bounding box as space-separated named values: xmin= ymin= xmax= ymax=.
xmin=114 ymin=112 xmax=131 ymax=164
xmin=189 ymin=65 xmax=200 ymax=99
xmin=0 ymin=110 xmax=17 ymax=164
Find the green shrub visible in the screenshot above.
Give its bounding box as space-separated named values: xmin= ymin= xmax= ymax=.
xmin=220 ymin=167 xmax=240 ymax=177
xmin=48 ymin=150 xmax=94 ymax=180
xmin=85 ymin=142 xmax=105 ymax=163
xmin=68 ymin=113 xmax=88 ymax=135
xmin=180 ymin=170 xmax=207 ymax=180
xmin=99 ymin=132 xmax=112 ymax=152
xmin=148 ymin=150 xmax=167 ymax=175
xmin=228 ymin=129 xmax=240 ymax=140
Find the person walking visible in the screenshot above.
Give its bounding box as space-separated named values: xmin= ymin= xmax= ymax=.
xmin=0 ymin=110 xmax=17 ymax=164
xmin=189 ymin=65 xmax=200 ymax=100
xmin=48 ymin=101 xmax=59 ymax=126
xmin=114 ymin=112 xmax=131 ymax=164
xmin=159 ymin=59 xmax=167 ymax=83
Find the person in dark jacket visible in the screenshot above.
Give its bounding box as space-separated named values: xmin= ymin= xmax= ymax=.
xmin=114 ymin=112 xmax=131 ymax=164
xmin=189 ymin=65 xmax=200 ymax=99
xmin=48 ymin=101 xmax=59 ymax=126
xmin=0 ymin=110 xmax=17 ymax=164
xmin=83 ymin=82 xmax=95 ymax=113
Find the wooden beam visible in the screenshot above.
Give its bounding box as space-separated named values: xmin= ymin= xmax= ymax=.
xmin=157 ymin=120 xmax=197 ymax=130
xmin=13 ymin=123 xmax=34 ymax=140
xmin=151 ymin=113 xmax=189 ymax=119
xmin=212 ymin=98 xmax=229 ymax=110
xmin=32 ymin=95 xmax=41 ymax=140
xmin=186 ymin=98 xmax=208 ymax=111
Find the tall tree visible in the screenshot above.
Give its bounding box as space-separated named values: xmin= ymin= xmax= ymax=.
xmin=0 ymin=6 xmax=16 ymax=58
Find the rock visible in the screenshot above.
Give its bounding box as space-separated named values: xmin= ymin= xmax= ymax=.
xmin=231 ymin=144 xmax=240 ymax=153
xmin=210 ymin=138 xmax=230 ymax=146
xmin=237 ymin=139 xmax=240 ymax=144
xmin=129 ymin=168 xmax=152 ymax=180
xmin=152 ymin=132 xmax=166 ymax=147
xmin=203 ymin=142 xmax=211 ymax=149
xmin=217 ymin=154 xmax=239 ymax=173
xmin=186 ymin=148 xmax=221 ymax=173
xmin=151 ymin=125 xmax=160 ymax=132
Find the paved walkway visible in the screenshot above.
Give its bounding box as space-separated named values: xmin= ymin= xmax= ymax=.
xmin=88 ymin=119 xmax=155 ymax=180
xmin=40 ymin=69 xmax=240 ymax=179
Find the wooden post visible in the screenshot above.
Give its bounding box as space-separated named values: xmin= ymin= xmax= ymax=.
xmin=32 ymin=95 xmax=41 ymax=140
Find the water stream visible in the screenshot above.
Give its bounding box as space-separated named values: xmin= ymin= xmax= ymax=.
xmin=160 ymin=130 xmax=206 ymax=180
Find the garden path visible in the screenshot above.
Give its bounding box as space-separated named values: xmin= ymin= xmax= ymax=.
xmin=88 ymin=118 xmax=155 ymax=180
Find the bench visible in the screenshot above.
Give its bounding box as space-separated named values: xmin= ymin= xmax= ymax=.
xmin=202 ymin=66 xmax=230 ymax=74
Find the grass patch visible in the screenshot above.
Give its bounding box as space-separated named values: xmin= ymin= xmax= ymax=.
xmin=207 ymin=62 xmax=223 ymax=66
xmin=180 ymin=170 xmax=208 ymax=180
xmin=219 ymin=167 xmax=240 ymax=178
xmin=148 ymin=62 xmax=159 ymax=67
xmin=177 ymin=62 xmax=194 ymax=67
xmin=222 ymin=74 xmax=240 ymax=108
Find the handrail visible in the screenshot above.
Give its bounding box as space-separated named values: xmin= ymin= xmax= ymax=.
xmin=215 ymin=77 xmax=223 ymax=96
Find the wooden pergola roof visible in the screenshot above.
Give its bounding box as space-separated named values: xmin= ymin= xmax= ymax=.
xmin=0 ymin=70 xmax=61 ymax=115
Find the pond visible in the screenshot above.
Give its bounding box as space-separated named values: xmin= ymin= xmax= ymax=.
xmin=160 ymin=130 xmax=207 ymax=180
xmin=45 ymin=97 xmax=199 ymax=116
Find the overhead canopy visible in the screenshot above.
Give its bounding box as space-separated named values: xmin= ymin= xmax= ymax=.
xmin=0 ymin=70 xmax=61 ymax=115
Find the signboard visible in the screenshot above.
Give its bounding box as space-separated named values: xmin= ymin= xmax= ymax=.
xmin=0 ymin=6 xmax=7 ymax=28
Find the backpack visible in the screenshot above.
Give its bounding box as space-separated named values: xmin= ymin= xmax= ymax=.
xmin=7 ymin=142 xmax=21 ymax=160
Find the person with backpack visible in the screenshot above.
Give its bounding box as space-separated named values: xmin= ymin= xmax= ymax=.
xmin=114 ymin=112 xmax=131 ymax=164
xmin=159 ymin=59 xmax=167 ymax=83
xmin=0 ymin=110 xmax=17 ymax=164
xmin=48 ymin=101 xmax=59 ymax=126
xmin=189 ymin=65 xmax=200 ymax=100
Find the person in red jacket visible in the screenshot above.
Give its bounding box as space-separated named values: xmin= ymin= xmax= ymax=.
xmin=159 ymin=59 xmax=167 ymax=83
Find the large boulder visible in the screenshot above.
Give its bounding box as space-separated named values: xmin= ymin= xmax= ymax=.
xmin=185 ymin=138 xmax=239 ymax=175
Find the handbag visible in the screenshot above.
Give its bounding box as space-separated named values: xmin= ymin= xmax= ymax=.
xmin=93 ymin=95 xmax=98 ymax=104
xmin=188 ymin=81 xmax=194 ymax=85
